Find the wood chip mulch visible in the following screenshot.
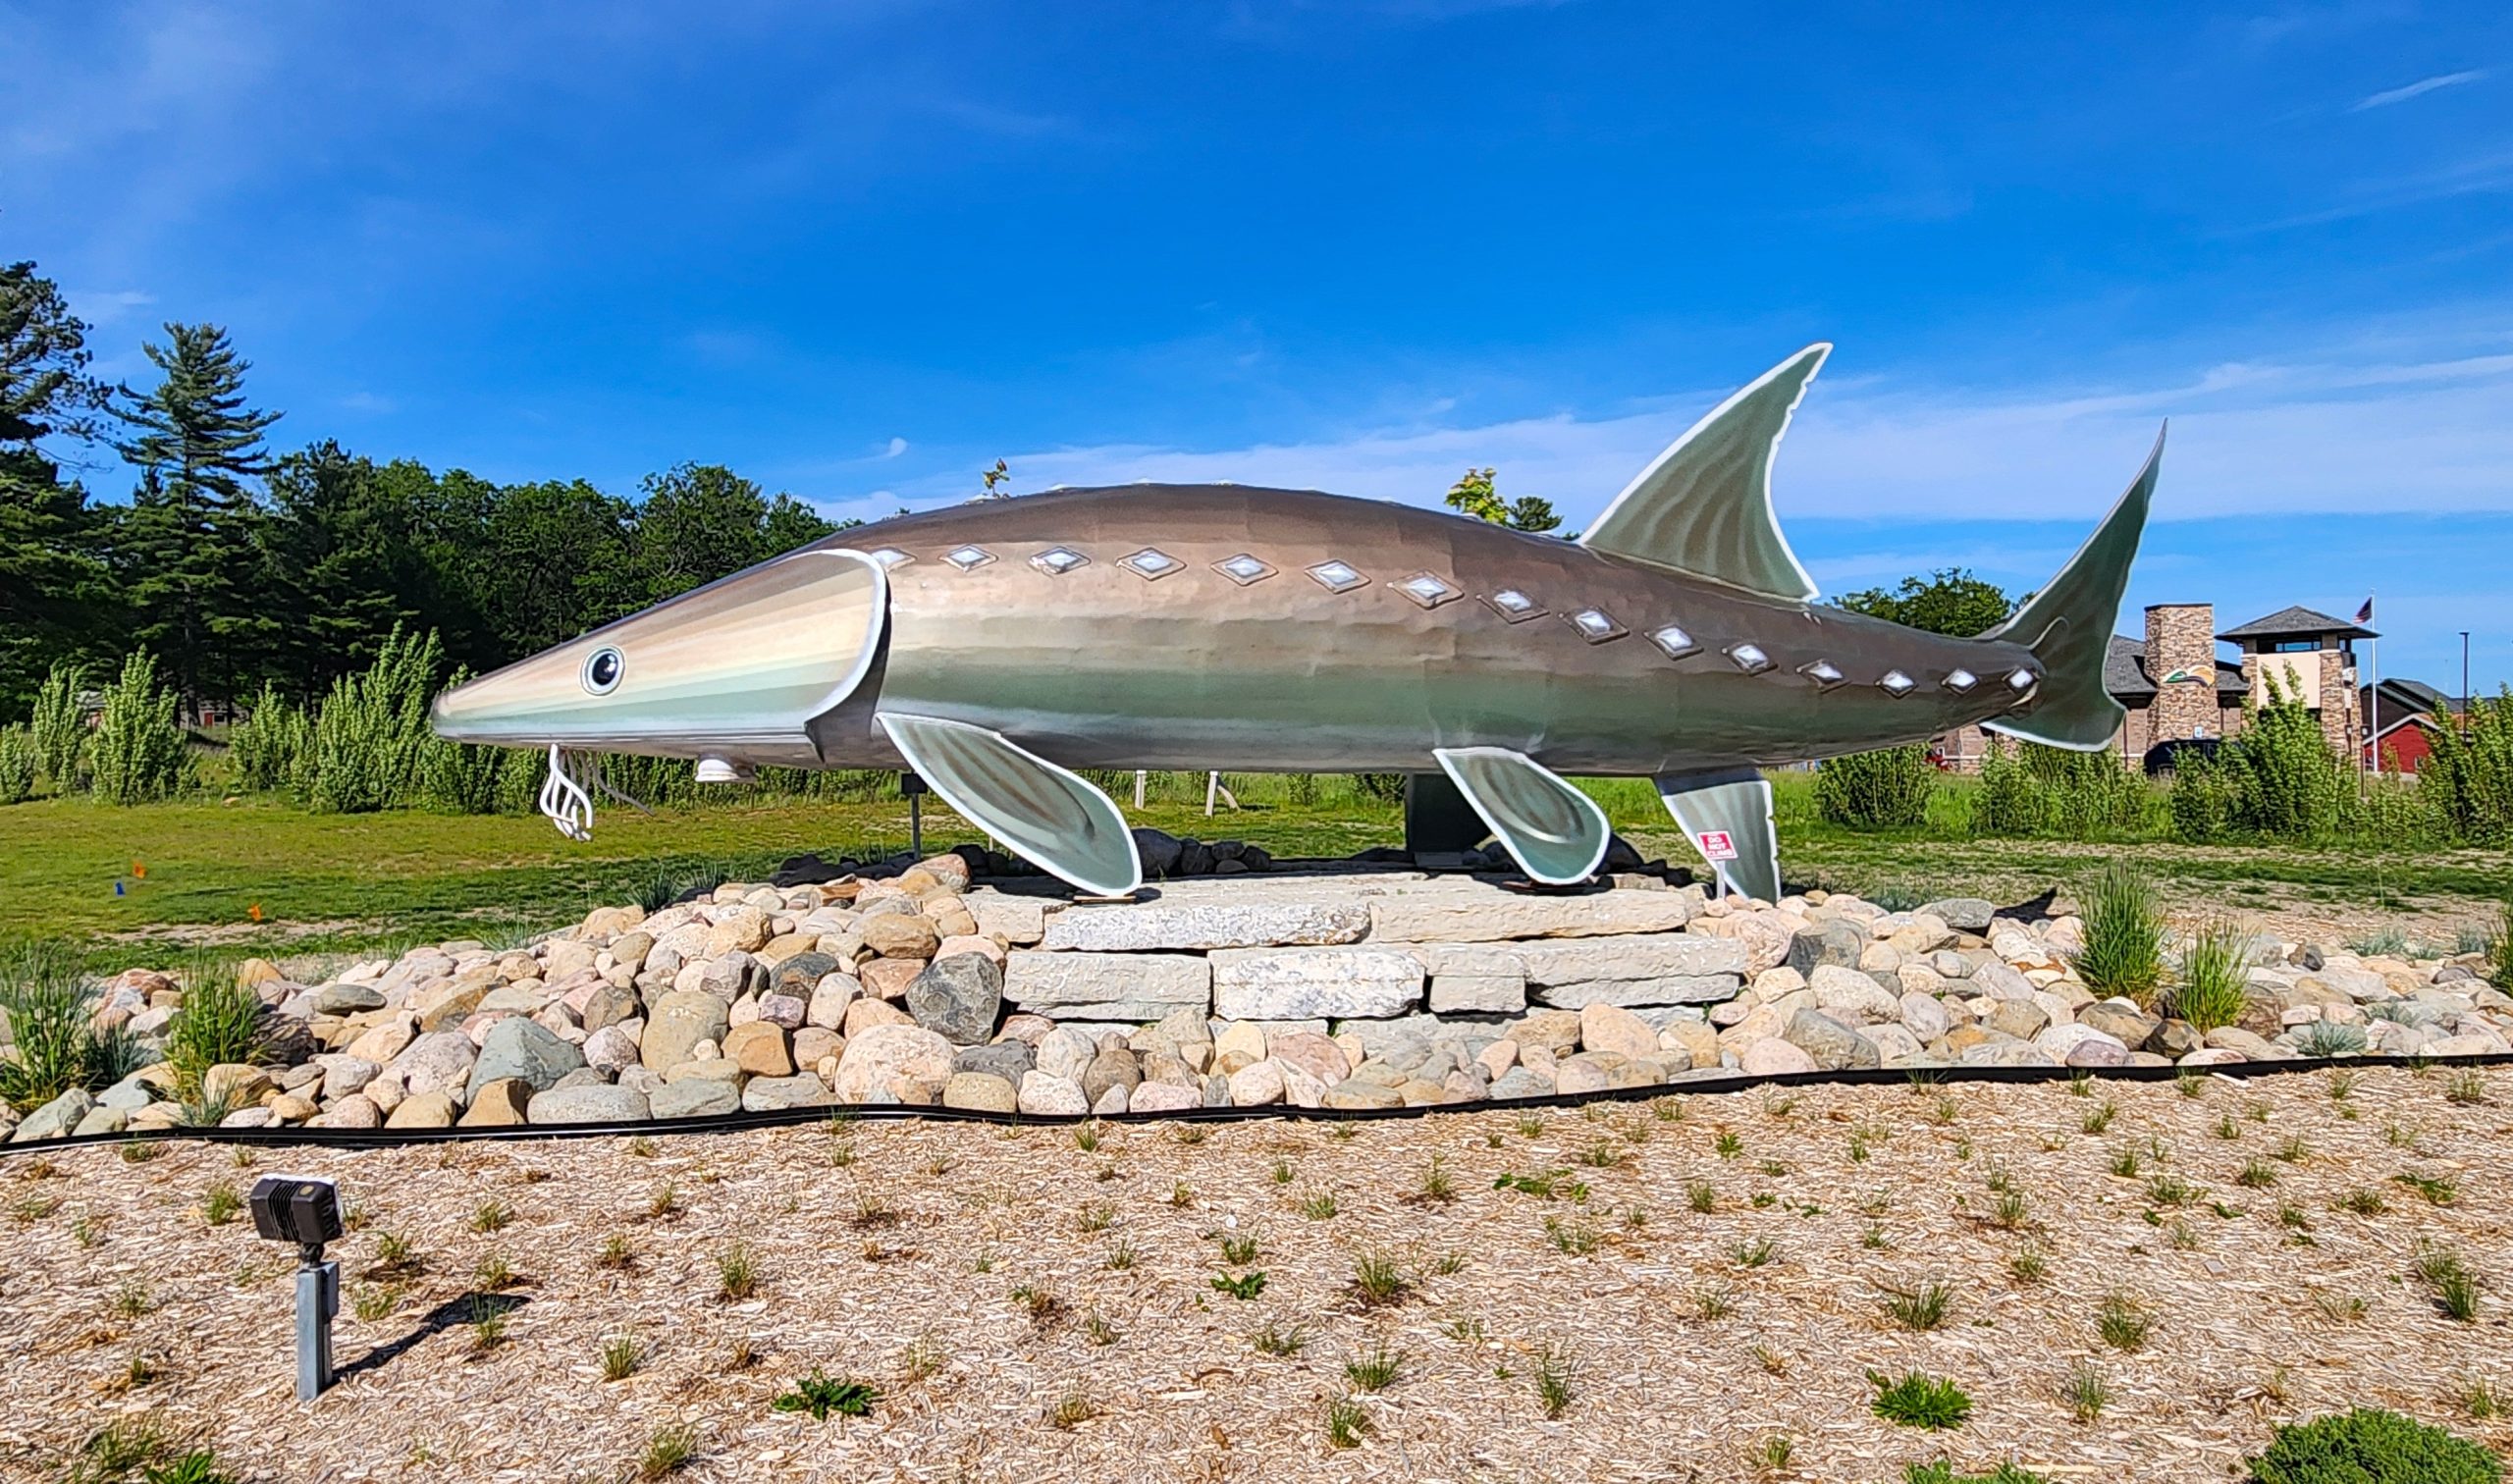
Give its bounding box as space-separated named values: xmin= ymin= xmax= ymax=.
xmin=1 ymin=1066 xmax=2507 ymax=1483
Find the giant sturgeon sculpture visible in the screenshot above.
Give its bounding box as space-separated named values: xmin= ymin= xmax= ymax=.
xmin=431 ymin=345 xmax=2162 ymax=902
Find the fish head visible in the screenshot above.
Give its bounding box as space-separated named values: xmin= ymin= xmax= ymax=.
xmin=429 ymin=547 xmax=886 ymax=761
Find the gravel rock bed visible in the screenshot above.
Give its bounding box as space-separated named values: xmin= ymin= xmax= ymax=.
xmin=0 ymin=1066 xmax=2505 ymax=1481
xmin=11 ymin=845 xmax=2513 ymax=1144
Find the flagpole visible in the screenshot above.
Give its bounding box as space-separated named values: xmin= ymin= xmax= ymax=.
xmin=2364 ymin=593 xmax=2377 ymax=788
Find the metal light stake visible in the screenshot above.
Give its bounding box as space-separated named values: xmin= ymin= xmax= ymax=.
xmin=248 ymin=1175 xmax=345 ymax=1401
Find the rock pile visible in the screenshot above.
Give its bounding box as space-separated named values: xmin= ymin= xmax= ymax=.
xmin=8 ymin=849 xmax=2510 ymax=1140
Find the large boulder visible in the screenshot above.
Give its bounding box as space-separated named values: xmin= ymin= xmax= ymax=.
xmin=905 ymin=954 xmax=1003 ymax=1045
xmin=742 ymin=1073 xmax=835 ymax=1112
xmin=389 ymin=1031 xmax=478 ymax=1097
xmin=941 ymin=1072 xmax=1018 ymax=1113
xmin=722 ymin=1021 xmax=793 ymax=1077
xmin=457 ymin=1078 xmax=534 ymax=1126
xmin=651 ymin=1080 xmax=741 ymax=1118
xmin=1577 ymin=1002 xmax=1659 ymax=1061
xmin=829 ymin=1023 xmax=955 ymax=1102
xmin=1808 ymin=964 xmax=1899 ymax=1026
xmin=466 ymin=1016 xmax=585 ymax=1102
xmin=1917 ymin=897 xmax=1996 ymax=932
xmin=1786 ymin=920 xmax=1867 ymax=977
xmin=953 ymin=1041 xmax=1034 ymax=1084
xmin=1783 ymin=1008 xmax=1881 ymax=1071
xmin=13 ymin=1087 xmax=95 ymax=1141
xmin=862 ymin=913 xmax=940 ymax=960
xmin=1016 ymin=1070 xmax=1089 ymax=1116
xmin=1208 ymin=948 xmax=1423 ymax=1020
xmin=641 ymin=991 xmax=730 ymax=1072
xmin=526 ymin=1084 xmax=651 ymax=1124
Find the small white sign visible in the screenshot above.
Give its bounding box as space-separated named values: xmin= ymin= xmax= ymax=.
xmin=1696 ymin=829 xmax=1738 ymax=862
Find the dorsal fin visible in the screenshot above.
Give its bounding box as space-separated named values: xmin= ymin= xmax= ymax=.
xmin=1578 ymin=344 xmax=1828 ymax=603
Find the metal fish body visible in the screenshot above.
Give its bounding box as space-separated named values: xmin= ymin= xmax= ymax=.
xmin=433 ymin=344 xmax=2165 ymax=900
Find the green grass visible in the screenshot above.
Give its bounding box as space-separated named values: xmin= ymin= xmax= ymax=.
xmin=771 ymin=1367 xmax=881 ymax=1420
xmin=1869 ymin=1368 xmax=1974 ymax=1429
xmin=4 ymin=769 xmax=2506 ymax=963
xmin=2246 ymin=1406 xmax=2502 ymax=1484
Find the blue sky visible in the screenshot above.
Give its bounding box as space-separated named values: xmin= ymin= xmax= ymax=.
xmin=5 ymin=1 xmax=2509 ymax=688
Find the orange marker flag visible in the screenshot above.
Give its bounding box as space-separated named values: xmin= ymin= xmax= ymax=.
xmin=132 ymin=862 xmax=147 ymax=879
xmin=248 ymin=903 xmax=264 ymax=923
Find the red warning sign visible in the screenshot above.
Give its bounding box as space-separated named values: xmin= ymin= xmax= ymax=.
xmin=1696 ymin=830 xmax=1739 ymax=862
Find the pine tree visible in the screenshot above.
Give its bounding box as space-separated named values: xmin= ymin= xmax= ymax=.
xmin=113 ymin=323 xmax=282 ymax=719
xmin=0 ymin=261 xmax=113 ymax=711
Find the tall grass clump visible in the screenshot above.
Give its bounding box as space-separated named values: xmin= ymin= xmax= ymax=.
xmin=227 ymin=681 xmax=311 ymax=794
xmin=303 ymin=626 xmax=442 ymax=814
xmin=2487 ymin=903 xmax=2513 ymax=991
xmin=2168 ymin=916 xmax=2253 ymax=1031
xmin=0 ymin=944 xmax=148 ymax=1113
xmin=88 ymin=649 xmax=190 ymax=805
xmin=2075 ymin=861 xmax=2165 ymax=1003
xmin=0 ymin=724 xmax=35 ymax=804
xmin=2422 ymin=689 xmax=2513 ymax=846
xmin=1814 ymin=745 xmax=1937 ymax=828
xmin=1972 ymin=737 xmax=2149 ymax=837
xmin=28 ymin=660 xmax=87 ymax=790
xmin=164 ymin=967 xmax=270 ymax=1095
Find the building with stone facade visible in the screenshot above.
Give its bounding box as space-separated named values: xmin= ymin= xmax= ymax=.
xmin=1934 ymin=602 xmax=2371 ymax=771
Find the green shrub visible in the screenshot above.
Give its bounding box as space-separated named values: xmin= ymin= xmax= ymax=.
xmin=28 ymin=660 xmax=86 ymax=789
xmin=0 ymin=724 xmax=35 ymax=804
xmin=1905 ymin=1463 xmax=2049 ymax=1484
xmin=1869 ymin=1368 xmax=1973 ymax=1429
xmin=1973 ymin=737 xmax=2147 ymax=837
xmin=2246 ymin=1406 xmax=2500 ymax=1484
xmin=414 ymin=733 xmax=509 ymax=814
xmin=227 ymin=682 xmax=310 ymax=795
xmin=1814 ymin=745 xmax=1936 ymax=828
xmin=304 ymin=627 xmax=441 ymax=813
xmin=2166 ymin=751 xmax=2235 ymax=841
xmin=89 ymin=650 xmax=190 ymax=805
xmin=163 ymin=968 xmax=270 ymax=1096
xmin=1972 ymin=736 xmax=2044 ymax=835
xmin=2075 ymin=861 xmax=2165 ymax=1003
xmin=2169 ymin=916 xmax=2253 ymax=1032
xmin=2421 ymin=689 xmax=2513 ymax=846
xmin=2214 ymin=674 xmax=2356 ymax=840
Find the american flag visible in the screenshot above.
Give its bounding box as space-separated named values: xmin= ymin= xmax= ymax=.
xmin=2355 ymin=597 xmax=2374 ymax=625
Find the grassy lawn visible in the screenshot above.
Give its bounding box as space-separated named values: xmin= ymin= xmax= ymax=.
xmin=2 ymin=769 xmax=2505 ymax=967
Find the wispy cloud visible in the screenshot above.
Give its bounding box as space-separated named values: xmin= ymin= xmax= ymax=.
xmin=897 ymin=333 xmax=2513 ymax=529
xmin=882 ymin=437 xmax=909 ymax=458
xmin=2351 ymin=69 xmax=2486 ymax=110
xmin=64 ymin=288 xmax=155 ymax=325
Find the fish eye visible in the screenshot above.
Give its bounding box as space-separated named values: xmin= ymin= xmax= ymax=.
xmin=582 ymin=647 xmax=624 ymax=695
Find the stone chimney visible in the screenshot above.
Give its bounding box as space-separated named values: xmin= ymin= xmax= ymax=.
xmin=2145 ymin=603 xmax=2219 ymax=743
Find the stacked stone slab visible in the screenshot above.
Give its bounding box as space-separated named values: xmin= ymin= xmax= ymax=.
xmin=9 ymin=857 xmax=2512 ymax=1140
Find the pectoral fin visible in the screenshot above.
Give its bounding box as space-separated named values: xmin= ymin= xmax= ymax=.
xmin=1431 ymin=748 xmax=1610 ymax=885
xmin=878 ymin=713 xmax=1143 ymax=896
xmin=1654 ymin=767 xmax=1780 ymax=903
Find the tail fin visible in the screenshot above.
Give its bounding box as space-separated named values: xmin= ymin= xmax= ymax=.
xmin=1977 ymin=427 xmax=2165 ymax=752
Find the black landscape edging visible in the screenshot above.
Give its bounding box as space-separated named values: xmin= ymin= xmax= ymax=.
xmin=6 ymin=1050 xmax=2510 ymax=1159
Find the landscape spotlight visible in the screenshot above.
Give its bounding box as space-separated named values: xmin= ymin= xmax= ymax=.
xmin=248 ymin=1175 xmax=343 ymax=1401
